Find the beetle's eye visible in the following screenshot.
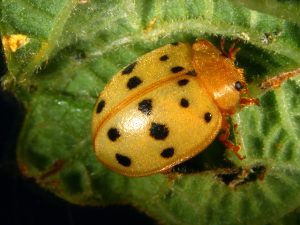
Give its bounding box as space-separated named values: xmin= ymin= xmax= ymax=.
xmin=234 ymin=81 xmax=243 ymax=91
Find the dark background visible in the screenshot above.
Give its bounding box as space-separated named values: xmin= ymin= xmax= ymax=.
xmin=0 ymin=41 xmax=155 ymax=225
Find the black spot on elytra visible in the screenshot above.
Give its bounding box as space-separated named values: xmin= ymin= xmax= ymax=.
xmin=171 ymin=66 xmax=184 ymax=73
xmin=171 ymin=42 xmax=179 ymax=46
xmin=160 ymin=54 xmax=169 ymax=61
xmin=96 ymin=100 xmax=105 ymax=113
xmin=107 ymin=128 xmax=120 ymax=141
xmin=177 ymin=79 xmax=189 ymax=86
xmin=138 ymin=99 xmax=152 ymax=116
xmin=180 ymin=98 xmax=189 ymax=108
xmin=116 ymin=153 xmax=131 ymax=167
xmin=185 ymin=70 xmax=197 ymax=76
xmin=127 ymin=76 xmax=142 ymax=89
xmin=161 ymin=147 xmax=174 ymax=158
xmin=150 ymin=123 xmax=169 ymax=140
xmin=204 ymin=112 xmax=212 ymax=123
xmin=122 ymin=62 xmax=137 ymax=75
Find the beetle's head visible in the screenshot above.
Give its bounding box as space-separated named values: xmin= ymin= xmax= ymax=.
xmin=192 ymin=40 xmax=245 ymax=114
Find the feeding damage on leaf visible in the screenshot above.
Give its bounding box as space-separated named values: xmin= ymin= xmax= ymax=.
xmin=217 ymin=164 xmax=266 ymax=188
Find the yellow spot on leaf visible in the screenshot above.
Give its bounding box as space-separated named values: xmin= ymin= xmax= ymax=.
xmin=2 ymin=34 xmax=29 ymax=53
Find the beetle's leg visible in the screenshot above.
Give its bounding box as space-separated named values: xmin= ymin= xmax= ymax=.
xmin=218 ymin=116 xmax=245 ymax=160
xmin=238 ymin=81 xmax=260 ymax=107
xmin=240 ymin=97 xmax=260 ymax=107
xmin=260 ymin=67 xmax=300 ymax=90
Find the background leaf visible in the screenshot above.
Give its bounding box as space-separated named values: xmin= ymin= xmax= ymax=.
xmin=231 ymin=0 xmax=300 ymax=26
xmin=1 ymin=0 xmax=300 ymax=225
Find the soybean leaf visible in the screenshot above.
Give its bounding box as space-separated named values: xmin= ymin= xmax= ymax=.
xmin=1 ymin=1 xmax=300 ymax=225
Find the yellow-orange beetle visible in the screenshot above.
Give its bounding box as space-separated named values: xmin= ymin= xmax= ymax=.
xmin=91 ymin=40 xmax=257 ymax=176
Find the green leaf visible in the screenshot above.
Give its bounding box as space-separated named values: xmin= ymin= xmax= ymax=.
xmin=231 ymin=0 xmax=300 ymax=26
xmin=1 ymin=0 xmax=300 ymax=224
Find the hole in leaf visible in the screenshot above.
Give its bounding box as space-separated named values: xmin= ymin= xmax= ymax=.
xmin=217 ymin=164 xmax=267 ymax=188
